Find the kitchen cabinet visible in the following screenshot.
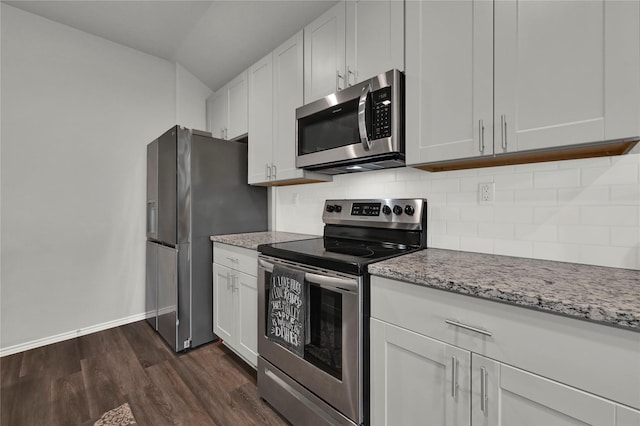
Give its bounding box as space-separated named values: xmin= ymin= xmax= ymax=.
xmin=248 ymin=31 xmax=331 ymax=185
xmin=304 ymin=0 xmax=404 ymax=103
xmin=406 ymin=0 xmax=640 ymax=171
xmin=472 ymin=354 xmax=640 ymax=426
xmin=370 ymin=318 xmax=470 ymax=426
xmin=370 ymin=275 xmax=640 ymax=424
xmin=206 ymin=71 xmax=248 ymax=140
xmin=212 ymin=242 xmax=258 ymax=368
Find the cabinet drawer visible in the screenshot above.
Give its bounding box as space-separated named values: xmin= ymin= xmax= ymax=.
xmin=371 ymin=275 xmax=640 ymax=410
xmin=213 ymin=242 xmax=258 ymax=277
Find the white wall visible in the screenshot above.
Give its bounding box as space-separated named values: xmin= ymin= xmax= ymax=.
xmin=274 ymin=153 xmax=640 ymax=270
xmin=0 ymin=5 xmax=208 ymax=354
xmin=176 ymin=63 xmax=213 ymax=131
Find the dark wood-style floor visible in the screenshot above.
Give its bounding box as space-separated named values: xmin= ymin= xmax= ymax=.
xmin=0 ymin=320 xmax=289 ymax=426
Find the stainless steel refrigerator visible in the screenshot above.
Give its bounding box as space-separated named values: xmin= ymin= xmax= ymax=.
xmin=146 ymin=125 xmax=267 ymax=351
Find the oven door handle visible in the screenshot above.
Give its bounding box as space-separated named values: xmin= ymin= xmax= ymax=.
xmin=258 ymin=258 xmax=358 ymax=294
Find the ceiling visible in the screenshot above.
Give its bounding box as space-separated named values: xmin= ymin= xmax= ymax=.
xmin=3 ymin=0 xmax=337 ymax=92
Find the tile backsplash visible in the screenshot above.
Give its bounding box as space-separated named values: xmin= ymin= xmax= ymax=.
xmin=273 ymin=153 xmax=640 ymax=270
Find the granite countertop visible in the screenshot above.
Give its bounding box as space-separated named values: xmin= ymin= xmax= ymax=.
xmin=210 ymin=231 xmax=318 ymax=251
xmin=369 ymin=248 xmax=640 ymax=331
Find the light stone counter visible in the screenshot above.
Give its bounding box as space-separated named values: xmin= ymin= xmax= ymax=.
xmin=369 ymin=248 xmax=640 ymax=331
xmin=210 ymin=231 xmax=318 ymax=251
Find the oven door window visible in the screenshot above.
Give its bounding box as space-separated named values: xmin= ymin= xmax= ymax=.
xmin=298 ymin=98 xmax=360 ymax=154
xmin=264 ymin=270 xmax=343 ymax=380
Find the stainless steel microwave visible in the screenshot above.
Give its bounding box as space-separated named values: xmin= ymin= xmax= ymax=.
xmin=296 ymin=69 xmax=404 ymax=175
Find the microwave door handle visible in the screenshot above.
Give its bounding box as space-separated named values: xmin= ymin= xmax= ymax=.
xmin=358 ymin=83 xmax=372 ymax=150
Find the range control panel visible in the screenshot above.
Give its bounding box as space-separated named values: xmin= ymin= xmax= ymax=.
xmin=323 ymin=198 xmax=427 ymax=230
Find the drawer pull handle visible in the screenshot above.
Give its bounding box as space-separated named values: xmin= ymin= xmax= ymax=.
xmin=480 ymin=366 xmax=488 ymax=413
xmin=445 ymin=319 xmax=492 ymax=337
xmin=451 ymin=356 xmax=458 ymax=398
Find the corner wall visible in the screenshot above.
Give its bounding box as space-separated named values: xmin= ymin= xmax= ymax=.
xmin=0 ymin=5 xmax=208 ymax=354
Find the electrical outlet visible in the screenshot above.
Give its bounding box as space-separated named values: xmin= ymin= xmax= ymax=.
xmin=478 ymin=182 xmax=494 ymax=204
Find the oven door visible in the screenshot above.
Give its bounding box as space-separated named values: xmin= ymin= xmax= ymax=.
xmin=257 ymin=256 xmax=361 ymax=424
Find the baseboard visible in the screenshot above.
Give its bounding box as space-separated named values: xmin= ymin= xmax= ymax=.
xmin=0 ymin=312 xmax=149 ymax=357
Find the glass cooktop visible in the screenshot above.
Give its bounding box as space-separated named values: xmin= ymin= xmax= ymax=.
xmin=258 ymin=237 xmax=419 ymax=276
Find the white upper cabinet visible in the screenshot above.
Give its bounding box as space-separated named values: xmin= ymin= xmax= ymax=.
xmin=304 ymin=0 xmax=405 ymax=103
xmin=248 ymin=31 xmax=332 ymax=186
xmin=345 ymin=0 xmax=404 ymax=86
xmin=406 ymin=0 xmax=493 ymax=165
xmin=304 ymin=2 xmax=346 ymax=103
xmin=206 ymin=89 xmax=227 ymax=140
xmin=494 ymin=0 xmax=640 ymax=153
xmin=407 ymin=0 xmax=640 ymax=169
xmin=206 ymin=70 xmax=248 ymax=140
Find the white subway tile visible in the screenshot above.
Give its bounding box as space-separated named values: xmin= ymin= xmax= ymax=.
xmin=611 ymin=227 xmax=640 ymax=247
xmin=533 ymin=206 xmax=581 ymax=225
xmin=557 ymin=156 xmax=611 ymax=169
xmin=431 ymin=206 xmax=461 ymax=222
xmin=383 ymin=181 xmax=408 ymax=195
xmin=581 ymin=206 xmax=639 ymax=227
xmin=426 ymin=192 xmax=447 ymax=204
xmin=580 ymin=245 xmax=639 ymax=269
xmin=514 ymin=189 xmax=557 ymax=205
xmin=494 ymin=206 xmax=534 ymax=224
xmin=429 ymin=220 xmax=448 ymax=235
xmin=478 ymin=164 xmax=516 ymax=175
xmin=493 ymin=239 xmax=533 ymax=258
xmin=397 ymin=167 xmax=428 ymax=181
xmin=405 ymin=179 xmax=432 ymax=195
xmin=610 ymin=184 xmax=640 ymax=205
xmin=431 ymin=178 xmax=461 ymax=193
xmin=459 ymin=176 xmax=488 ymax=192
xmin=494 ymin=190 xmax=515 ymax=205
xmin=581 ymin=164 xmax=638 ymax=186
xmin=532 ymin=242 xmax=583 ymax=264
xmin=515 ymin=224 xmax=558 ymax=242
xmin=494 ymin=173 xmax=533 ymax=190
xmin=446 ymin=221 xmax=478 ymax=237
xmin=459 ymin=237 xmax=494 ymax=253
xmin=460 ymin=206 xmax=494 ymax=223
xmin=557 ymin=186 xmax=610 ymax=205
xmin=534 ymin=169 xmax=581 ymax=189
xmin=478 ymin=222 xmax=515 ymax=239
xmin=558 ymin=225 xmax=609 ymax=245
xmin=430 ymin=234 xmax=460 ymax=250
xmin=446 ymin=191 xmax=477 ymax=206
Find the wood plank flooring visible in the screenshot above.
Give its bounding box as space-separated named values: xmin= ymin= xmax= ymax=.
xmin=0 ymin=320 xmax=289 ymax=426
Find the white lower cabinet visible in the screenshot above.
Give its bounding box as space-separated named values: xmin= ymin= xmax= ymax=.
xmin=212 ymin=242 xmax=258 ymax=368
xmin=370 ymin=276 xmax=640 ymax=425
xmin=370 ymin=318 xmax=470 ymax=426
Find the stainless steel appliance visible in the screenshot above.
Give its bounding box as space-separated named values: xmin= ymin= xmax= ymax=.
xmin=296 ymin=69 xmax=405 ymax=175
xmin=146 ymin=125 xmax=267 ymax=352
xmin=257 ymin=198 xmax=428 ymax=425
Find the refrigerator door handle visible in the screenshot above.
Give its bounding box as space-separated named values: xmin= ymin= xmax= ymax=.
xmin=147 ymin=201 xmax=157 ymax=236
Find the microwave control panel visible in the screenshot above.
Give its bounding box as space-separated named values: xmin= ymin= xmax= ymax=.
xmin=372 ymin=87 xmax=392 ymax=140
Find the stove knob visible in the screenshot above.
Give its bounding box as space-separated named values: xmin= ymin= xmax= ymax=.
xmin=334 ymin=204 xmax=342 ymax=213
xmin=404 ymin=205 xmax=415 ymax=216
xmin=382 ymin=205 xmax=392 ymax=215
xmin=326 ymin=205 xmax=335 ymax=213
xmin=393 ymin=205 xmax=403 ymax=215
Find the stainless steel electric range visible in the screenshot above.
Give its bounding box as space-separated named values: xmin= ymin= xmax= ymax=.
xmin=257 ymin=198 xmax=428 ymax=425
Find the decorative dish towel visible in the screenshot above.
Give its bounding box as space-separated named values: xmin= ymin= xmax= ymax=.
xmin=267 ymin=264 xmax=308 ymax=357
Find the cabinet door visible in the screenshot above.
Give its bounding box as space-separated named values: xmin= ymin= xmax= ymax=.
xmin=494 ymin=0 xmax=640 ymax=154
xmin=272 ymin=31 xmax=303 ymax=183
xmin=212 ymin=263 xmax=235 ymax=343
xmin=247 ymin=53 xmax=274 ymax=185
xmin=304 ymin=1 xmax=346 ymax=103
xmin=227 ymin=71 xmax=248 ymax=140
xmin=235 ymin=270 xmax=258 ymax=368
xmin=370 ymin=318 xmax=471 ymax=426
xmin=471 ymin=354 xmax=618 ymax=426
xmin=405 ymin=0 xmax=493 ymax=166
xmin=207 ymin=90 xmax=227 ymax=140
xmin=345 ymin=0 xmax=404 ymax=86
